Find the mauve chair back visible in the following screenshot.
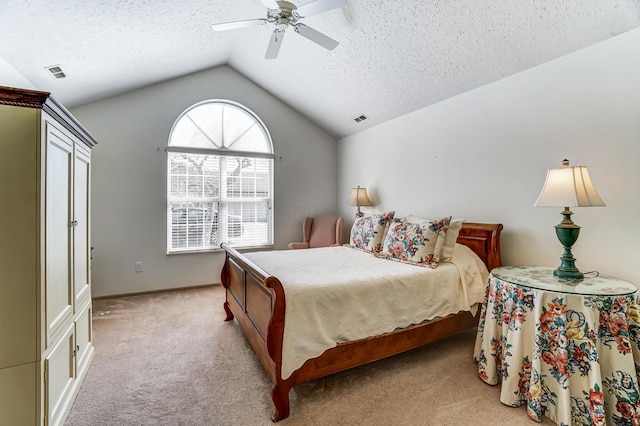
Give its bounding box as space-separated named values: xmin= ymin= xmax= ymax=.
xmin=308 ymin=215 xmax=343 ymax=248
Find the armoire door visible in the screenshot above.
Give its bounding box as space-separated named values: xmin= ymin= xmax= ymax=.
xmin=44 ymin=323 xmax=75 ymax=426
xmin=44 ymin=119 xmax=74 ymax=346
xmin=73 ymin=142 xmax=91 ymax=309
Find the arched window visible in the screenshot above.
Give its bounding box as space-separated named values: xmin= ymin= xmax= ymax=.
xmin=167 ymin=100 xmax=274 ymax=252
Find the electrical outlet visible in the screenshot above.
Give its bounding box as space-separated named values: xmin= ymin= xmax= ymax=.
xmin=135 ymin=262 xmax=143 ymax=272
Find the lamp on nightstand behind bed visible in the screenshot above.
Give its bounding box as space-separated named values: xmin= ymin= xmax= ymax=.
xmin=534 ymin=159 xmax=606 ymax=280
xmin=347 ymin=186 xmax=373 ymax=218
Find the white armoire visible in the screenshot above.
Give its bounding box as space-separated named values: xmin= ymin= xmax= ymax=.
xmin=0 ymin=86 xmax=96 ymax=425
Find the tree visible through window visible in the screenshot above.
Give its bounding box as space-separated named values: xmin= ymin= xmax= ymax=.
xmin=167 ymin=100 xmax=274 ymax=252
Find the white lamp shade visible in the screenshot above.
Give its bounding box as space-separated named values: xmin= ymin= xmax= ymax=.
xmin=347 ymin=186 xmax=373 ymax=207
xmin=534 ymin=164 xmax=605 ymax=207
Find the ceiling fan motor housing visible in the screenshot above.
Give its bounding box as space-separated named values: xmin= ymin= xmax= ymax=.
xmin=273 ymin=2 xmax=299 ymax=19
xmin=274 ymin=1 xmax=297 ymax=14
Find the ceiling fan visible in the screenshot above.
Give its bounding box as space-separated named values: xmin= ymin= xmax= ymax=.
xmin=211 ymin=0 xmax=346 ymax=59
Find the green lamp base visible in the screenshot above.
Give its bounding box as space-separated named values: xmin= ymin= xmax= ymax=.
xmin=553 ymin=266 xmax=584 ymax=280
xmin=553 ymin=208 xmax=584 ymax=281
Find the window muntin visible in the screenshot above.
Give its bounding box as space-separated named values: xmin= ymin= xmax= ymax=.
xmin=167 ymin=100 xmax=273 ymax=253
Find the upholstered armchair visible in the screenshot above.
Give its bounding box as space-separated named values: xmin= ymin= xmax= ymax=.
xmin=288 ymin=215 xmax=344 ymax=249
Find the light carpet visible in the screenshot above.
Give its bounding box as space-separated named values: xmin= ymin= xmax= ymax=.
xmin=65 ymin=285 xmax=552 ymax=425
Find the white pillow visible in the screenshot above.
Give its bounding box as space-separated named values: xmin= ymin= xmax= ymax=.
xmin=406 ymin=215 xmax=464 ymax=262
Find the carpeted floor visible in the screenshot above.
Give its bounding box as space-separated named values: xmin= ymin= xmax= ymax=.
xmin=65 ymin=286 xmax=552 ymax=426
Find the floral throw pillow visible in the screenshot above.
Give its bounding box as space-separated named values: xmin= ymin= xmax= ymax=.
xmin=380 ymin=217 xmax=451 ymax=268
xmin=350 ymin=211 xmax=395 ymax=253
xmin=406 ymin=215 xmax=464 ymax=263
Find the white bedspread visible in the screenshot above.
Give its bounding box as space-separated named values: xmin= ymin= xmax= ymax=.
xmin=244 ymin=243 xmax=489 ymax=380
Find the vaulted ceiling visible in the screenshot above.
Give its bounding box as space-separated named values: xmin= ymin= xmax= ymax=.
xmin=2 ymin=0 xmax=639 ymax=138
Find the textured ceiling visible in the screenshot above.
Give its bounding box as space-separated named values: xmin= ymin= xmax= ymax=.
xmin=1 ymin=0 xmax=639 ymax=138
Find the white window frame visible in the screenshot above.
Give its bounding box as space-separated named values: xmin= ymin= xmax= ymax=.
xmin=167 ymin=100 xmax=274 ymax=253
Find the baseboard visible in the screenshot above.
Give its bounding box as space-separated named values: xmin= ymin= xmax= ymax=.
xmin=92 ymin=283 xmax=220 ymax=300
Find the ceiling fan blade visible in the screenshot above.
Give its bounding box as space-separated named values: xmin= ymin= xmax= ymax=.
xmin=258 ymin=0 xmax=280 ymax=10
xmin=211 ymin=18 xmax=268 ymax=32
xmin=294 ymin=24 xmax=339 ymax=50
xmin=296 ymin=0 xmax=346 ymax=17
xmin=265 ymin=30 xmax=286 ymax=59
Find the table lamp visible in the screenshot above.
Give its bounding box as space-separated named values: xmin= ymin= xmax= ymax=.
xmin=534 ymin=159 xmax=605 ymax=280
xmin=347 ymin=186 xmax=373 ymax=218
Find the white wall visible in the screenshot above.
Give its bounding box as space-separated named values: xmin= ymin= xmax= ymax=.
xmin=339 ymin=28 xmax=640 ymax=285
xmin=72 ymin=65 xmax=338 ymax=297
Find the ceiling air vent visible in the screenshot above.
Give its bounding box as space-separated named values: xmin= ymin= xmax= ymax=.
xmin=353 ymin=115 xmax=368 ymax=123
xmin=45 ymin=65 xmax=66 ymax=79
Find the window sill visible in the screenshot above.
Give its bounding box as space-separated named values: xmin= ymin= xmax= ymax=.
xmin=167 ymin=244 xmax=275 ymax=255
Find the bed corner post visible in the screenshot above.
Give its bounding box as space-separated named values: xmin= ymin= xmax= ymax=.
xmin=487 ymin=223 xmax=504 ymax=270
xmin=263 ymin=276 xmax=291 ymax=422
xmin=220 ymin=244 xmax=234 ymax=321
xmin=270 ymin=383 xmax=292 ymax=422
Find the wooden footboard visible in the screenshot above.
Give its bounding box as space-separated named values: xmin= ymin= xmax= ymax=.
xmin=220 ymin=222 xmax=502 ymax=422
xmin=221 ymin=245 xmax=285 ymax=384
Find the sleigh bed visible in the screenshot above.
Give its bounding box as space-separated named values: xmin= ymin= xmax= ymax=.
xmin=221 ymin=222 xmax=503 ymax=422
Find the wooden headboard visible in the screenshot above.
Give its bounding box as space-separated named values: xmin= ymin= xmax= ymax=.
xmin=457 ymin=222 xmax=503 ymax=271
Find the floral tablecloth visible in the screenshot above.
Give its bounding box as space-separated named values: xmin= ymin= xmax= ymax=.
xmin=474 ymin=266 xmax=640 ymax=426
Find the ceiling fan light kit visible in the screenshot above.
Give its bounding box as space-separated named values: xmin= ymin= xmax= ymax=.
xmin=211 ymin=0 xmax=346 ymax=59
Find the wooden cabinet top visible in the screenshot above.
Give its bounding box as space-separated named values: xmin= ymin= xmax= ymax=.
xmin=0 ymin=86 xmax=97 ymax=147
